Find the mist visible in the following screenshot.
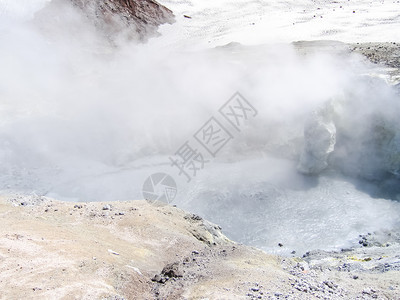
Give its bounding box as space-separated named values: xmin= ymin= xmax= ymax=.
xmin=1 ymin=0 xmax=399 ymax=254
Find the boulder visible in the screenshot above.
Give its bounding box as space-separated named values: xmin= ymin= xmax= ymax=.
xmin=298 ymin=103 xmax=337 ymax=175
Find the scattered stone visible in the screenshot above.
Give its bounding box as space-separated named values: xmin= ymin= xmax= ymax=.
xmin=103 ymin=205 xmax=112 ymax=211
xmin=184 ymin=214 xmax=202 ymax=221
xmin=341 ymin=248 xmax=352 ymax=252
xmin=161 ymin=262 xmax=183 ymax=278
xmin=152 ymin=274 xmax=161 ymax=282
xmin=108 ymin=249 xmax=120 ymax=256
xmin=323 ymin=281 xmax=337 ymax=289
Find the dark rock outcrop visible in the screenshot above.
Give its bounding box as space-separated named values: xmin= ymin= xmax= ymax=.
xmin=70 ymin=0 xmax=175 ymax=41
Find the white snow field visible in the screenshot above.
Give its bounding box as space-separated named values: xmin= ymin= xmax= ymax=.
xmin=154 ymin=0 xmax=400 ymax=49
xmin=0 ymin=0 xmax=400 ymax=254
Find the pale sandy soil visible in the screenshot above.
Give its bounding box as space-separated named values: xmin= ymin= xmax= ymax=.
xmin=1 ymin=195 xmax=400 ymax=299
xmin=0 ymin=195 xmax=286 ymax=299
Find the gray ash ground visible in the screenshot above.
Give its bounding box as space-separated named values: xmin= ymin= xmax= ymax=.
xmin=292 ymin=40 xmax=400 ymax=85
xmin=6 ymin=193 xmax=47 ymax=207
xmin=283 ymin=231 xmax=400 ymax=299
xmin=150 ymin=230 xmax=400 ymax=299
xmin=351 ymin=42 xmax=400 ymax=69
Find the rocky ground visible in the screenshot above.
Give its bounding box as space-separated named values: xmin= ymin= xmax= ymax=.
xmin=350 ymin=42 xmax=400 ymax=89
xmin=350 ymin=42 xmax=400 ymax=70
xmin=1 ymin=194 xmax=400 ymax=299
xmin=70 ymin=0 xmax=175 ymax=41
xmin=34 ymin=0 xmax=175 ymax=43
xmin=292 ymin=40 xmax=400 ymax=86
